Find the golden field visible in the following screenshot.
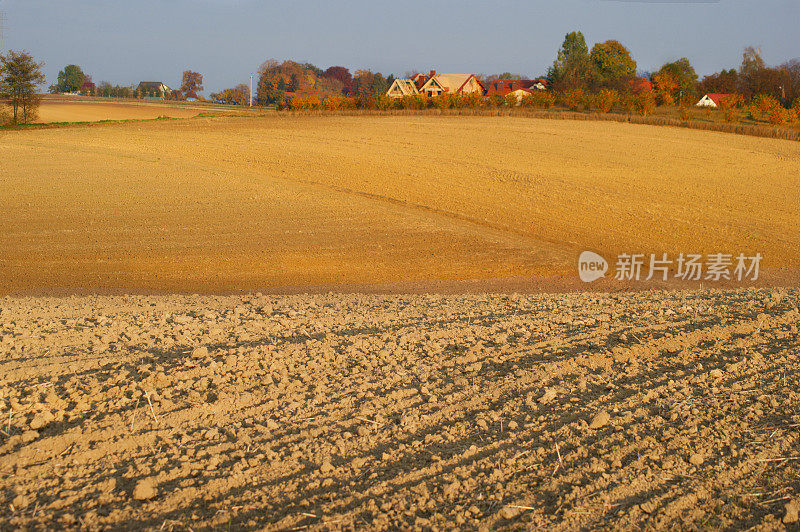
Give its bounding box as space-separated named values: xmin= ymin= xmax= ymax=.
xmin=1 ymin=113 xmax=799 ymax=295
xmin=34 ymin=100 xmax=203 ymax=123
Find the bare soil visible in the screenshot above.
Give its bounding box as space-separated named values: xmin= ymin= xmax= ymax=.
xmin=34 ymin=101 xmax=201 ymax=123
xmin=2 ymin=115 xmax=799 ymax=295
xmin=1 ymin=288 xmax=799 ymax=530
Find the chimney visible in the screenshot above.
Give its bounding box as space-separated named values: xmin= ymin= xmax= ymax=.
xmin=429 ymin=70 xmax=436 ymax=77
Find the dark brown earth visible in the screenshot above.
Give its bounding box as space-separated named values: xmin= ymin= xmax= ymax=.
xmin=1 ymin=288 xmax=799 ymax=530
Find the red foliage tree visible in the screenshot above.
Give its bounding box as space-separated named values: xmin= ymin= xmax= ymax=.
xmin=323 ymin=66 xmax=354 ymax=95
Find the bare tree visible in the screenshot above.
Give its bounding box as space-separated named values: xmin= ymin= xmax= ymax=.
xmin=0 ymin=50 xmax=46 ymax=124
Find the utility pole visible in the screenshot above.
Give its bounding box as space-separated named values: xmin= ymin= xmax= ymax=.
xmin=249 ymin=74 xmax=253 ymax=107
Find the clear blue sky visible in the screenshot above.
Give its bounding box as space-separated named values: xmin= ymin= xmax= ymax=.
xmin=1 ymin=0 xmax=797 ymax=93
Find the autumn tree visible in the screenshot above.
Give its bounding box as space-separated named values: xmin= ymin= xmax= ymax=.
xmin=779 ymin=59 xmax=800 ymax=105
xmin=735 ymin=48 xmax=795 ymax=103
xmin=353 ymin=70 xmax=376 ymax=97
xmin=657 ymin=58 xmax=698 ymax=103
xmin=699 ymin=69 xmax=738 ymax=95
xmin=651 ymin=71 xmax=677 ymax=105
xmin=288 ymin=73 xmax=299 ymax=92
xmin=53 ymin=64 xmax=86 ymax=93
xmin=79 ymin=75 xmax=95 ymax=95
xmin=372 ymin=72 xmax=390 ymax=95
xmin=210 ymin=84 xmax=250 ymax=105
xmin=0 ymin=50 xmax=46 ymax=124
xmin=589 ymin=40 xmax=636 ymax=88
xmin=548 ymin=31 xmax=591 ymax=90
xmin=180 ymin=70 xmax=203 ymax=99
xmin=322 ymin=66 xmax=354 ymax=94
xmin=740 ymin=47 xmax=765 ymax=79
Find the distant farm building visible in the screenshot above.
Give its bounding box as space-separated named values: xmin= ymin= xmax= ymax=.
xmin=696 ymin=93 xmax=729 ymax=108
xmin=419 ymin=71 xmax=486 ymax=97
xmin=386 ymin=79 xmax=420 ymax=98
xmin=136 ymin=82 xmax=172 ymax=97
xmin=486 ymin=78 xmax=547 ymax=96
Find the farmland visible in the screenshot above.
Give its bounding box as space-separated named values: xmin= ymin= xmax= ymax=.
xmin=1 ymin=114 xmax=799 ymax=295
xmin=33 ymin=100 xmax=203 ymax=123
xmin=1 ymin=289 xmax=799 ymax=529
xmin=2 ymin=114 xmax=800 ymax=529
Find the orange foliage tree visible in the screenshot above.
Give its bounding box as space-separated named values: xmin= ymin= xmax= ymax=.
xmin=651 ymin=71 xmax=677 ymax=105
xmin=180 ymin=70 xmax=203 ymax=99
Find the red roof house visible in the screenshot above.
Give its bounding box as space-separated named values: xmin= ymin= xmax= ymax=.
xmin=696 ymin=93 xmax=729 ymax=108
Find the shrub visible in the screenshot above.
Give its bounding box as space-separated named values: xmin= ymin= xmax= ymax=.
xmin=582 ymin=93 xmax=594 ymax=112
xmin=718 ymin=94 xmax=744 ymax=122
xmin=768 ymin=106 xmax=789 ymax=125
xmin=373 ymin=94 xmax=391 ymax=111
xmin=749 ymin=94 xmax=781 ymax=121
xmin=633 ymin=93 xmax=656 ymax=116
xmin=356 ymin=96 xmax=375 ymax=109
xmin=433 ymin=94 xmax=453 ymax=110
xmin=460 ymin=92 xmax=482 ymax=109
xmin=619 ymin=93 xmax=636 ymax=114
xmin=527 ymin=91 xmax=555 ymax=109
xmin=503 ymin=93 xmax=518 ymax=108
xmin=679 ymin=106 xmax=692 ymax=121
xmin=594 ymin=89 xmax=619 ymax=113
xmin=720 ymin=94 xmax=745 ymax=109
xmin=289 ymin=96 xmax=321 ymax=111
xmin=322 ymin=95 xmax=353 ymax=110
xmin=792 ymin=97 xmax=800 ymax=112
xmin=487 ymin=93 xmax=504 ymax=108
xmin=401 ymin=95 xmax=428 ymax=110
xmin=560 ymin=89 xmax=586 ymax=111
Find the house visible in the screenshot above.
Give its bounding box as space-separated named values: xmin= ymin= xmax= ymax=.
xmin=136 ymin=81 xmax=172 ymax=97
xmin=507 ymin=88 xmax=534 ymax=104
xmin=419 ymin=71 xmax=486 ymax=97
xmin=696 ymin=93 xmax=729 ymax=108
xmin=386 ymin=79 xmax=420 ymax=98
xmin=486 ymin=78 xmax=547 ymax=96
xmin=410 ymin=73 xmax=429 ymax=89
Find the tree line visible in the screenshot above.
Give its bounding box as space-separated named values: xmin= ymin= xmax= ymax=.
xmin=3 ymin=33 xmax=800 ymax=125
xmin=47 ymin=64 xmax=204 ymax=100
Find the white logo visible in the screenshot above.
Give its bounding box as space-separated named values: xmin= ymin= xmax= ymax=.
xmin=578 ymin=251 xmax=608 ymax=283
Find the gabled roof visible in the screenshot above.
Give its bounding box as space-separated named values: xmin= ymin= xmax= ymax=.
xmin=386 ymin=79 xmax=420 ymax=97
xmin=137 ymin=81 xmax=170 ymax=90
xmin=420 ymin=73 xmax=485 ymax=94
xmin=701 ymin=93 xmax=729 ymax=105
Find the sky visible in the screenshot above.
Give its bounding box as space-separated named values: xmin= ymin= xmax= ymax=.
xmin=0 ymin=0 xmax=797 ymax=94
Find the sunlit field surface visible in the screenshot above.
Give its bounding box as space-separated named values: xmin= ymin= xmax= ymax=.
xmin=33 ymin=100 xmax=203 ymax=123
xmin=1 ymin=114 xmax=799 ymax=294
